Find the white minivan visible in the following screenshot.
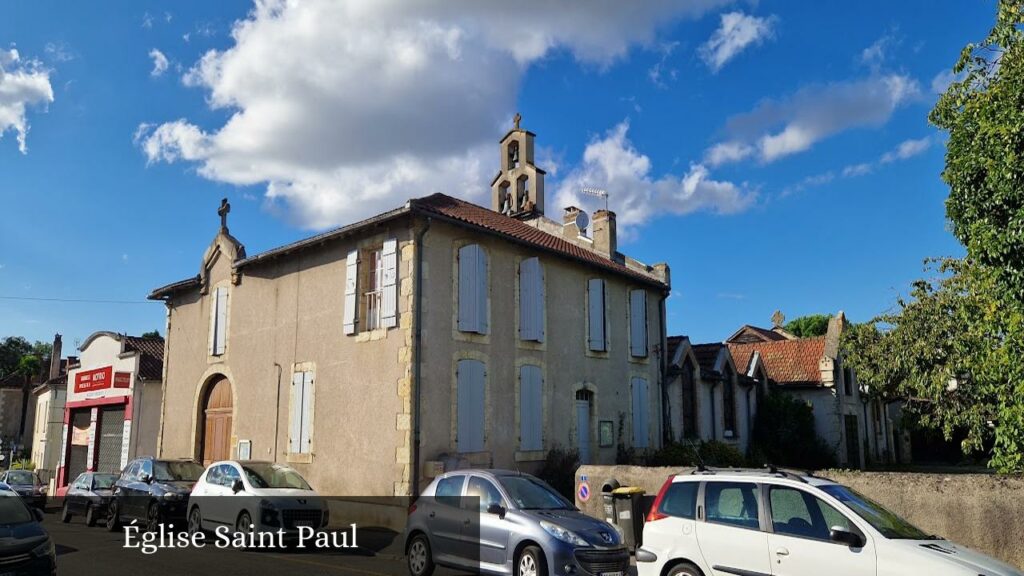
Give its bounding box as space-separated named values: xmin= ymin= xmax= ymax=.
xmin=636 ymin=468 xmax=1022 ymax=576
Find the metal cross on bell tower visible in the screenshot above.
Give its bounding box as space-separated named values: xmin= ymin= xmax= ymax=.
xmin=218 ymin=198 xmax=230 ymax=232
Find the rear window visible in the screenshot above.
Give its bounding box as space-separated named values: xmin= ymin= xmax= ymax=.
xmin=434 ymin=475 xmax=465 ymax=506
xmin=658 ymin=482 xmax=698 ymax=519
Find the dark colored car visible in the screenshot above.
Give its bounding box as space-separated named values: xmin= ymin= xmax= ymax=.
xmin=106 ymin=457 xmax=204 ymax=532
xmin=0 ymin=485 xmax=56 ymax=576
xmin=0 ymin=470 xmax=47 ymax=509
xmin=61 ymin=472 xmax=117 ymax=526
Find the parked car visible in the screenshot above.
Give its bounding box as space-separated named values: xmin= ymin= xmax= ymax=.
xmin=60 ymin=472 xmax=117 ymax=526
xmin=0 ymin=470 xmax=47 ymax=509
xmin=187 ymin=460 xmax=328 ymax=538
xmin=405 ymin=469 xmax=626 ymax=576
xmin=637 ymin=467 xmax=1024 ymax=576
xmin=0 ymin=484 xmax=56 ymax=576
xmin=106 ymin=457 xmax=204 ymax=532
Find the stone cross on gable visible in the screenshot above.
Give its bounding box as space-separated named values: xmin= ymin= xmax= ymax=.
xmin=218 ymin=198 xmax=230 ymax=232
xmin=513 ymin=112 xmax=521 ymax=130
xmin=771 ymin=310 xmax=785 ymax=328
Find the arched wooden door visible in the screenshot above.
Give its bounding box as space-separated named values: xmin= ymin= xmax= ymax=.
xmin=201 ymin=376 xmax=233 ymax=465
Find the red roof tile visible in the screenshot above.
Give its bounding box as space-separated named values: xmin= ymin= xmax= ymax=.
xmin=727 ymin=337 xmax=826 ymax=386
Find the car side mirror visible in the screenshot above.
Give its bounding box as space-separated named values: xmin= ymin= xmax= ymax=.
xmin=140 ymin=474 xmax=153 ymax=484
xmin=33 ymin=508 xmax=44 ymax=522
xmin=486 ymin=503 xmax=506 ymax=519
xmin=231 ymin=479 xmax=244 ymax=494
xmin=830 ymin=527 xmax=864 ymax=548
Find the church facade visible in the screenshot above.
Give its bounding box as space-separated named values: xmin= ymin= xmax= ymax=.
xmin=149 ymin=119 xmax=671 ymax=501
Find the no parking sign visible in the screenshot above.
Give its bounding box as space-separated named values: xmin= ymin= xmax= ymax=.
xmin=577 ymin=475 xmax=591 ymax=502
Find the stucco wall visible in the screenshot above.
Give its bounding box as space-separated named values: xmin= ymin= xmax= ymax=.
xmin=416 ymin=220 xmax=665 ymax=474
xmin=574 ymin=465 xmax=1024 ymax=570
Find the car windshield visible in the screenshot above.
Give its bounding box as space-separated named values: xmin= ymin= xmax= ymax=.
xmin=242 ymin=463 xmax=312 ymax=490
xmin=6 ymin=471 xmax=37 ymax=485
xmin=153 ymin=461 xmax=204 ymax=482
xmin=820 ymin=484 xmax=934 ymax=540
xmin=0 ymin=495 xmax=32 ymax=524
xmin=499 ymin=476 xmax=572 ymax=510
xmin=93 ymin=474 xmax=117 ymax=489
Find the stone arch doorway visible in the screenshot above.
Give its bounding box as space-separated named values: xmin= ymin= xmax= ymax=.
xmin=199 ymin=375 xmax=233 ymax=465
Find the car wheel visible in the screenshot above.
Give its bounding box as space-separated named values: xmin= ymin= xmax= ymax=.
xmin=106 ymin=500 xmax=121 ymax=532
xmin=146 ymin=502 xmax=161 ymax=532
xmin=517 ymin=545 xmax=546 ymax=576
xmin=60 ymin=500 xmax=71 ymax=523
xmin=188 ymin=506 xmax=203 ymax=535
xmin=85 ymin=504 xmax=98 ymax=527
xmin=407 ymin=534 xmax=435 ymax=576
xmin=236 ymin=511 xmax=253 ymax=536
xmin=666 ymin=563 xmax=703 ymax=576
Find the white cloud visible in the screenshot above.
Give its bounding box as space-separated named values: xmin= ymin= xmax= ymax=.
xmin=704 ymin=141 xmax=753 ymax=166
xmin=931 ymin=69 xmax=964 ymax=94
xmin=138 ymin=0 xmax=731 ymax=229
xmin=554 ymin=122 xmax=756 ymax=235
xmin=860 ymin=33 xmax=899 ymax=69
xmin=841 ymin=162 xmax=873 ymax=177
xmin=699 ymin=11 xmax=776 ymax=72
xmin=149 ymin=48 xmax=169 ymax=77
xmin=710 ymin=74 xmax=921 ymax=165
xmin=881 ymin=136 xmax=931 ymax=163
xmin=0 ymin=48 xmax=54 ymax=154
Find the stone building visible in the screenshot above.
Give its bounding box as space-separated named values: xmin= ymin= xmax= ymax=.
xmin=149 ymin=119 xmax=671 ymax=501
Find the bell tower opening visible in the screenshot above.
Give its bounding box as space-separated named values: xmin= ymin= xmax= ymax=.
xmin=491 ymin=113 xmax=546 ymax=218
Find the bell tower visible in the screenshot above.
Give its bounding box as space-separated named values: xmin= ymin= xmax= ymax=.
xmin=491 ymin=113 xmax=546 ymax=217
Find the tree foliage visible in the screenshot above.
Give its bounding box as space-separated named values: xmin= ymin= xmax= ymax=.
xmin=747 ymin=392 xmax=837 ymax=470
xmin=0 ymin=337 xmax=50 ymax=379
xmin=141 ymin=330 xmax=161 ymax=339
xmin=784 ymin=314 xmax=832 ymax=338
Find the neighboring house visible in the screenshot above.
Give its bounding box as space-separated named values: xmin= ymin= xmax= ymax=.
xmin=664 ymin=337 xmax=763 ymax=454
xmin=55 ymin=332 xmax=164 ymax=490
xmin=31 ymin=334 xmax=73 ymax=487
xmin=149 ymin=119 xmax=671 ymax=503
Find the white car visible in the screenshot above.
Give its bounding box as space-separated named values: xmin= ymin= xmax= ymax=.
xmin=187 ymin=460 xmax=328 ymax=537
xmin=636 ymin=468 xmax=1022 ymax=576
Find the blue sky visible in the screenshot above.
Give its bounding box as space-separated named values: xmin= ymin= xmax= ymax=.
xmin=0 ymin=1 xmax=990 ymax=349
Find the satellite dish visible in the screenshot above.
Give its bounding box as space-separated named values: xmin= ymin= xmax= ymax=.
xmin=574 ymin=211 xmax=590 ymax=233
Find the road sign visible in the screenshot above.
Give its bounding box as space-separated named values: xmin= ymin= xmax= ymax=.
xmin=578 ymin=481 xmax=591 ymax=502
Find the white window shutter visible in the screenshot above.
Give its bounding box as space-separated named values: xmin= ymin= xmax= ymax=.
xmin=588 ymin=279 xmax=606 ymax=351
xmin=208 ymin=287 xmax=218 ymax=355
xmin=630 ymin=289 xmax=648 ymax=357
xmin=520 ymin=365 xmax=543 ymax=451
xmin=381 ymin=239 xmax=398 ymax=328
xmin=343 ymin=250 xmax=358 ymax=335
xmin=519 ymin=258 xmax=543 ymax=341
xmin=300 ymin=372 xmax=314 ymax=453
xmin=476 ymin=247 xmax=489 ymax=334
xmin=457 ymin=359 xmax=485 ymax=452
xmin=632 ymin=377 xmax=649 ymax=448
xmin=212 ymin=287 xmax=228 ymax=355
xmin=289 ymin=371 xmax=303 ymax=453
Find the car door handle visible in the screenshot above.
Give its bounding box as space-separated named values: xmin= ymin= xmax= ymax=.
xmin=428 ymin=511 xmax=435 ymax=518
xmin=775 ymin=547 xmax=790 ymax=557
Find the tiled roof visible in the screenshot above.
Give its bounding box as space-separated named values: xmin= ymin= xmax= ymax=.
xmin=411 ymin=194 xmax=666 ymax=288
xmin=727 ymin=337 xmax=826 ymax=386
xmin=124 ymin=336 xmax=165 ymax=381
xmin=726 ymin=324 xmax=789 ymax=344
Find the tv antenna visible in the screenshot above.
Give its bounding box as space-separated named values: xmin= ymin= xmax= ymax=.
xmin=581 ymin=187 xmax=609 ymax=212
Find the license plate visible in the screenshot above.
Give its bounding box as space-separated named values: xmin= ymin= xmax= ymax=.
xmin=601 ymin=572 xmax=623 ymax=576
xmin=295 ymin=521 xmax=313 ymax=527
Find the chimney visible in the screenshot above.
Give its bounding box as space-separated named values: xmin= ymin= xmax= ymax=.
xmin=592 ymin=209 xmax=617 ymax=257
xmin=49 ymin=333 xmax=62 ymax=380
xmin=562 ymin=206 xmax=583 ymax=239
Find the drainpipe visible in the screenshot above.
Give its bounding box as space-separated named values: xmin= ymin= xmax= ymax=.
xmin=411 ymin=217 xmax=431 ymax=497
xmin=658 ymin=292 xmax=668 ymax=446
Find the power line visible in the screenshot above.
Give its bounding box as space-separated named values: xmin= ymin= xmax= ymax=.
xmin=0 ymin=295 xmax=158 ymax=305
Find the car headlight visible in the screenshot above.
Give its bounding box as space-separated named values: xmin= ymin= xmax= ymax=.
xmin=35 ymin=486 xmax=47 ymax=495
xmin=540 ymin=521 xmax=589 ymax=547
xmin=31 ymin=539 xmax=55 ymax=559
xmin=162 ymin=492 xmax=184 ymax=500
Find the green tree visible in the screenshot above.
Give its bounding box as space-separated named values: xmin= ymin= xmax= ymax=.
xmin=784 ymin=314 xmax=832 ymax=338
xmin=0 ymin=336 xmax=32 ymax=378
xmin=141 ymin=330 xmax=161 ymax=339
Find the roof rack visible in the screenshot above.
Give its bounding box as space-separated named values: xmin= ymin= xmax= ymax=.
xmin=689 ymin=465 xmax=809 ymax=483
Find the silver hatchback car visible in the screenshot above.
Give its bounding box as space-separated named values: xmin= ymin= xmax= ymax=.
xmin=405 ymin=469 xmax=628 ymax=576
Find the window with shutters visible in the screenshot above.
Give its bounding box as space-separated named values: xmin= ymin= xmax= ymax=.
xmin=209 ymin=286 xmax=228 ymax=356
xmin=289 ymin=368 xmax=315 ymax=457
xmin=519 ymin=364 xmax=543 ymax=451
xmin=457 ymin=244 xmax=489 ymax=335
xmin=365 ymin=249 xmax=384 ymax=330
xmin=344 ymin=238 xmax=398 ymax=336
xmin=518 ymin=258 xmax=545 ymax=342
xmin=631 ymin=377 xmax=649 ymax=448
xmin=587 ymin=279 xmax=607 ymax=352
xmin=456 ymin=359 xmax=486 ymax=453
xmin=629 ymin=289 xmax=648 ymax=358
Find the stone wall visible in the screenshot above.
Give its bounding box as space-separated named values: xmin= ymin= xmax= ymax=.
xmin=575 ymin=465 xmax=1024 ymax=570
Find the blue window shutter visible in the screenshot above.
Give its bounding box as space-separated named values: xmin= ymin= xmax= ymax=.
xmin=588 ymin=279 xmax=606 ymax=351
xmin=300 ymin=372 xmax=314 ymax=453
xmin=630 ymin=289 xmax=648 ymax=357
xmin=289 ymin=371 xmax=303 ymax=454
xmin=520 ymin=365 xmax=543 ymax=451
xmin=457 ymin=359 xmax=485 ymax=452
xmin=519 ymin=258 xmax=543 ymax=341
xmin=477 ymin=247 xmax=489 ymax=334
xmin=381 ymin=239 xmax=398 ymax=328
xmin=458 ymin=245 xmax=479 ymax=332
xmin=632 ymin=377 xmax=649 ymax=448
xmin=343 ymin=250 xmax=358 ymax=335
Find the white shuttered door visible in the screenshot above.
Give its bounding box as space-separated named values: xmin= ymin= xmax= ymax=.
xmin=381 ymin=239 xmax=398 ymax=328
xmin=457 ymin=359 xmax=485 ymax=452
xmin=632 ymin=377 xmax=649 ymax=448
xmin=519 ymin=258 xmax=544 ymax=342
xmin=289 ymin=371 xmax=315 ymax=454
xmin=343 ymin=250 xmax=358 ymax=335
xmin=519 ymin=365 xmax=543 ymax=450
xmin=587 ymin=279 xmax=606 ymax=351
xmin=629 ymin=289 xmax=648 ymax=357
